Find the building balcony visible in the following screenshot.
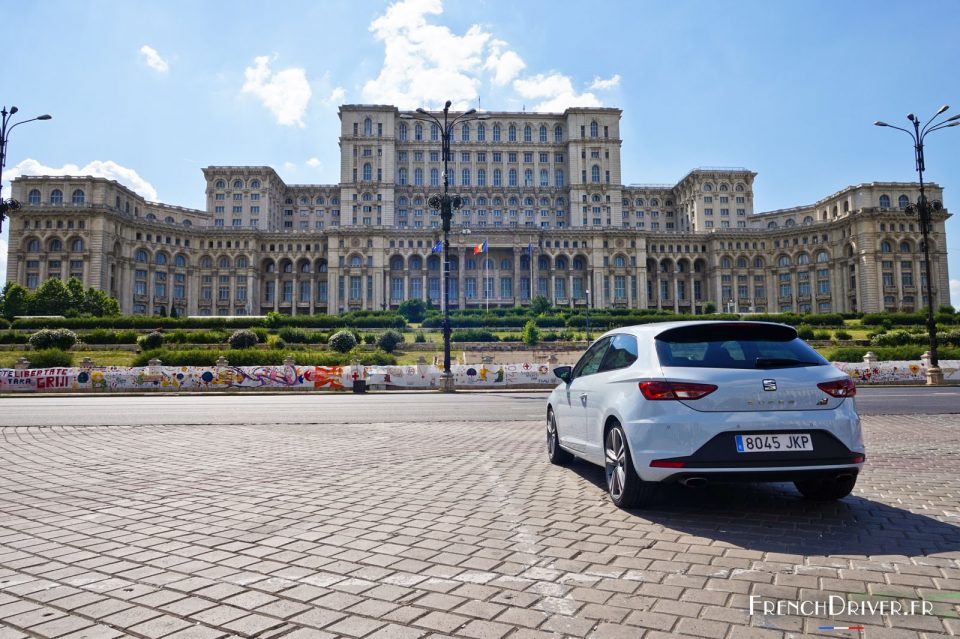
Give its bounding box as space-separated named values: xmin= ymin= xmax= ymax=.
xmin=903 ymin=285 xmax=917 ymax=293
xmin=613 ymin=299 xmax=628 ymax=307
xmin=816 ymin=293 xmax=832 ymax=301
xmin=348 ymin=299 xmax=362 ymax=308
xmin=198 ymin=298 xmax=213 ymax=306
xmin=778 ymin=295 xmax=793 ymax=303
xmin=883 ymin=285 xmax=898 ymax=293
xmin=797 ymin=295 xmax=812 ymax=303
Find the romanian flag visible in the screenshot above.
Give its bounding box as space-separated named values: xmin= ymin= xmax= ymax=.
xmin=473 ymin=240 xmax=488 ymax=255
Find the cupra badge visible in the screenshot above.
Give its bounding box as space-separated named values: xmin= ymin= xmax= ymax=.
xmin=762 ymin=379 xmax=777 ymax=391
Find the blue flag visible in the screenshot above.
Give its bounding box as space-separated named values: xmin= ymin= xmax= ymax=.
xmin=527 ymin=242 xmax=532 ymax=254
xmin=431 ymin=240 xmax=443 ymax=253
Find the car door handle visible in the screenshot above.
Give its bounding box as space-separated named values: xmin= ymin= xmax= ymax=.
xmin=579 ymin=393 xmax=588 ymax=404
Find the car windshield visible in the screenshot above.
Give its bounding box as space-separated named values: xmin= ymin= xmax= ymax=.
xmin=654 ymin=323 xmax=828 ymax=370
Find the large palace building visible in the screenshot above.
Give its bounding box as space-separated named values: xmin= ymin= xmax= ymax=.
xmin=6 ymin=104 xmax=951 ymax=316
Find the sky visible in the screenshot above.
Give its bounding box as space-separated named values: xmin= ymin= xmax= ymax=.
xmin=1 ymin=0 xmax=959 ymax=305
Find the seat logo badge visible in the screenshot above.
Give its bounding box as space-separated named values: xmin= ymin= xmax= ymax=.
xmin=762 ymin=379 xmax=777 ymax=391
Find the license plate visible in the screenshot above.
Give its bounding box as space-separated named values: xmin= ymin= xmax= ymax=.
xmin=735 ymin=433 xmax=813 ymax=453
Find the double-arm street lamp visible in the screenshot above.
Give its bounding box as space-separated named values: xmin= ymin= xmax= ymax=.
xmin=401 ymin=101 xmax=487 ymax=392
xmin=0 ymin=105 xmax=53 ymax=233
xmin=875 ymin=105 xmax=960 ymax=385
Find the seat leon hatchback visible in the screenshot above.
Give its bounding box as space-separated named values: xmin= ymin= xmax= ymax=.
xmin=546 ymin=321 xmax=864 ymax=508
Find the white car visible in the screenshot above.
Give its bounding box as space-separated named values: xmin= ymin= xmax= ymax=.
xmin=546 ymin=321 xmax=864 ymax=508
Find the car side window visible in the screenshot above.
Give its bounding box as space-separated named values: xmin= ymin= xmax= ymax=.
xmin=571 ymin=337 xmax=611 ymax=379
xmin=598 ymin=334 xmax=638 ymax=373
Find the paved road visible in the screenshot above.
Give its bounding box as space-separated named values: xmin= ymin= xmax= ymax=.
xmin=0 ymin=398 xmax=958 ymax=638
xmin=1 ymin=385 xmax=959 ymax=428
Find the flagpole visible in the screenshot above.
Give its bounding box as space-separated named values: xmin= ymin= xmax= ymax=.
xmin=485 ymin=238 xmax=489 ymax=312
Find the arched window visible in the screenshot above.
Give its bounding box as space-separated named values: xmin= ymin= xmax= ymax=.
xmin=156 ymin=253 xmax=168 ymax=266
xmin=391 ymin=257 xmax=404 ymax=270
xmin=880 ymin=241 xmax=892 ymax=253
xmin=135 ymin=249 xmax=148 ymax=263
xmin=523 ymin=125 xmax=532 ymax=142
xmin=767 ymin=221 xmax=778 ymax=228
xmin=428 ymin=256 xmax=441 ymax=271
xmin=815 ymin=251 xmax=829 ymax=263
xmin=539 ymin=125 xmax=547 ymax=142
xmin=614 ymin=255 xmax=626 ymax=268
xmin=218 ymin=256 xmax=230 ymax=269
xmin=264 ymin=261 xmax=275 ymax=273
xmin=236 ymin=256 xmax=248 ymax=268
xmin=736 ymin=257 xmax=748 ymax=268
xmin=477 ymin=168 xmax=486 ymax=186
xmin=538 ymin=256 xmax=550 ymax=270
xmin=899 ymin=241 xmax=912 ymax=253
xmin=409 ymin=256 xmax=422 ymax=270
xmin=784 ymin=218 xmax=796 ymax=227
xmin=524 ymin=169 xmax=533 ymax=186
xmin=71 ymin=239 xmax=84 ymax=252
xmin=573 ymin=257 xmax=585 ymax=270
xmin=300 ymin=261 xmax=311 ymax=273
xmin=430 ymin=123 xmax=439 ymax=141
xmin=778 ymin=255 xmax=791 ymax=267
xmin=555 ymin=256 xmax=567 ymax=270
xmin=590 ymin=121 xmax=598 ymax=137
xmin=48 ymin=238 xmax=62 ymax=251
xmin=879 ymin=194 xmax=890 ymax=208
xmin=399 ymin=123 xmax=407 ymax=141
xmin=233 ymin=179 xmax=243 ymax=189
xmin=493 ymin=123 xmax=501 ymax=141
xmin=28 ymin=189 xmax=41 ymax=204
xmin=414 ymin=123 xmax=423 ymax=140
xmin=350 ymin=255 xmax=362 ymax=268
xmin=754 ymin=257 xmax=765 ymax=268
xmin=199 ymin=256 xmax=213 ymax=268
xmin=282 ymin=261 xmax=293 ymax=273
xmin=703 ymin=184 xmax=712 ymax=192
xmin=250 ymin=179 xmax=261 ymax=189
xmin=398 ymin=167 xmax=407 ymax=185
xmin=477 ymin=123 xmax=485 ymax=141
xmin=414 ymin=168 xmax=423 ymax=186
xmin=26 ymin=239 xmax=40 ymax=252
xmin=802 ymin=216 xmax=814 ymax=225
xmin=51 ymin=189 xmax=63 ymax=204
xmin=898 ymin=195 xmax=909 ymax=208
xmin=797 ymin=253 xmax=810 ymax=265
xmin=554 ymin=125 xmax=563 ymax=142
xmin=175 ymin=254 xmax=187 ymax=267
xmin=591 ymin=165 xmax=600 ymax=183
xmin=509 ymin=169 xmax=518 ymax=187
xmin=69 ymin=188 xmax=85 ymax=204
xmin=461 ymin=123 xmax=470 ymax=141
xmin=362 ymin=163 xmax=372 ymax=181
xmin=508 ymin=125 xmax=517 ymax=141
xmin=735 ymin=184 xmax=745 ymax=192
xmin=430 ymin=168 xmax=439 ymax=186
xmin=493 ymin=169 xmax=502 ymax=186
xmin=363 ymin=117 xmax=372 ymax=135
xmin=721 ymin=257 xmax=732 ymax=269
xmin=215 ymin=180 xmax=225 ymax=189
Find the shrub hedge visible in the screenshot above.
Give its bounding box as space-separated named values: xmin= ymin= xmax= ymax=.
xmin=451 ymin=329 xmax=499 ymax=342
xmin=824 ymin=346 xmax=960 ymax=362
xmin=9 ymin=312 xmax=407 ymax=330
xmin=132 ymin=348 xmax=396 ymax=367
xmin=27 ymin=349 xmax=74 ymax=368
xmin=29 ymin=329 xmax=79 ymax=350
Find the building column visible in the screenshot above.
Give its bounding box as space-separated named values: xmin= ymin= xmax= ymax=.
xmin=458 ymin=248 xmax=466 ymax=308
xmin=513 ymin=248 xmax=521 ymax=304
xmin=273 ymin=275 xmax=280 ymax=312
xmin=551 ymin=274 xmax=557 ymax=305
xmin=673 ymin=276 xmax=680 ymax=313
xmin=404 ymin=272 xmax=410 ymax=304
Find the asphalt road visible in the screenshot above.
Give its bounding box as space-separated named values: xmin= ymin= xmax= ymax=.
xmin=1 ymin=385 xmax=958 ymax=427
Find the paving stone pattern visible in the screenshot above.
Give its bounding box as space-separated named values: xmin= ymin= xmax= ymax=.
xmin=0 ymin=414 xmax=958 ymax=638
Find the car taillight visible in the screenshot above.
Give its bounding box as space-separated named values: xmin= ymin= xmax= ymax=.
xmin=817 ymin=378 xmax=857 ymax=398
xmin=639 ymin=381 xmax=718 ymax=400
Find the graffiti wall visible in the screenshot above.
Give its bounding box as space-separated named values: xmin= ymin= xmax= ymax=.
xmin=1 ymin=360 xmax=957 ymax=393
xmin=0 ymin=362 xmax=565 ymax=392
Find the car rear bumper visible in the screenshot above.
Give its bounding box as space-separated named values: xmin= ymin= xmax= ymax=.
xmin=660 ymin=466 xmax=861 ymax=485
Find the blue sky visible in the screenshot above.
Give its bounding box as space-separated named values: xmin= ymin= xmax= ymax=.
xmin=2 ymin=0 xmax=959 ymax=304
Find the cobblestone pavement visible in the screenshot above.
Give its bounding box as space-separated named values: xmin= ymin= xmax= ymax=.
xmin=1 ymin=414 xmax=958 ymax=639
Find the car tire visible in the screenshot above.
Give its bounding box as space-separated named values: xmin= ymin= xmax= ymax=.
xmin=547 ymin=409 xmax=574 ymax=466
xmin=604 ymin=422 xmax=657 ymax=508
xmin=794 ymin=474 xmax=857 ymax=500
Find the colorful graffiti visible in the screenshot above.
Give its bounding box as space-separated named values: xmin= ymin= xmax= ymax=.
xmin=1 ymin=360 xmax=957 ymax=393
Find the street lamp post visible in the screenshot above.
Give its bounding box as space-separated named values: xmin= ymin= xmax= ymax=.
xmin=585 ymin=288 xmax=591 ymax=342
xmin=401 ymin=101 xmax=487 ymax=392
xmin=0 ymin=105 xmax=52 ymax=232
xmin=875 ymin=106 xmax=960 ymax=385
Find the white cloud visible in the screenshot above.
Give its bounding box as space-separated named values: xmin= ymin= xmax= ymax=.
xmin=513 ymin=73 xmax=601 ymax=112
xmin=306 ymin=158 xmax=322 ymax=169
xmin=4 ymin=159 xmax=158 ymax=201
xmin=589 ymin=74 xmax=621 ymax=91
xmin=328 ymin=87 xmax=346 ymax=104
xmin=139 ymin=45 xmax=169 ymax=73
xmin=283 ymin=161 xmax=297 ymax=171
xmin=362 ymin=0 xmax=610 ymax=112
xmin=242 ymin=55 xmax=311 ymax=127
xmin=950 ymin=279 xmax=959 ymax=307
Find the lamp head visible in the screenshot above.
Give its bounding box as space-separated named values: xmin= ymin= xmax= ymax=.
xmin=907 ymin=113 xmax=916 ymax=122
xmin=444 ymin=100 xmax=452 ymax=109
xmin=9 ymin=106 xmax=17 ymax=115
xmin=416 ymin=108 xmax=427 ymax=115
xmin=462 ymin=109 xmax=476 ymax=117
xmin=946 ymin=113 xmax=960 ymax=122
xmin=37 ymin=115 xmax=52 ymax=121
xmin=937 ymin=105 xmax=949 ymax=115
xmin=874 ymin=121 xmax=888 ymax=127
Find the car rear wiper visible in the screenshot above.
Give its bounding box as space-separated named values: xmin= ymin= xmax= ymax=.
xmin=754 ymin=357 xmax=822 ymax=369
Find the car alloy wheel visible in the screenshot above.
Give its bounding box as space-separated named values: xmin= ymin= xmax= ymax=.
xmin=604 ymin=422 xmax=655 ymax=508
xmin=546 ymin=409 xmax=573 ymax=465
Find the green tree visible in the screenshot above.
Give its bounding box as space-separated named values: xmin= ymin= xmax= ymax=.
xmin=29 ymin=278 xmax=71 ymax=315
xmin=83 ymin=288 xmax=121 ymax=316
xmin=66 ymin=277 xmax=86 ymax=311
xmin=329 ymin=330 xmax=358 ymax=353
xmin=1 ymin=282 xmax=31 ymax=319
xmin=703 ymin=301 xmax=717 ymax=314
xmin=522 ymin=319 xmax=541 ymax=346
xmin=531 ymin=296 xmax=552 ymax=315
xmin=376 ymin=329 xmax=404 ymax=353
xmin=397 ymin=299 xmax=427 ymax=323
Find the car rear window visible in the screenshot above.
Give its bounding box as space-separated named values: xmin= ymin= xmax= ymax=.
xmin=654 ymin=323 xmax=828 ymax=369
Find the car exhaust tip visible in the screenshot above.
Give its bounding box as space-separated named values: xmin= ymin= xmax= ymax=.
xmin=834 ymin=473 xmax=854 ymax=482
xmin=680 ymin=477 xmax=708 ymax=488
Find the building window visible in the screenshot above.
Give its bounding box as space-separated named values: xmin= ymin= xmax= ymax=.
xmin=51 ymin=189 xmax=63 ymax=204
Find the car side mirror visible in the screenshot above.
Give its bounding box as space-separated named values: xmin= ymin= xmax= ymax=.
xmin=554 ymin=366 xmax=573 ymax=383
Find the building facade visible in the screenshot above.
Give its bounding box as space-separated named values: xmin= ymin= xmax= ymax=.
xmin=6 ymin=104 xmax=951 ymax=316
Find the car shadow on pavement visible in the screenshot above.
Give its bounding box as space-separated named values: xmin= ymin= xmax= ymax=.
xmin=568 ymin=461 xmax=960 ymax=556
